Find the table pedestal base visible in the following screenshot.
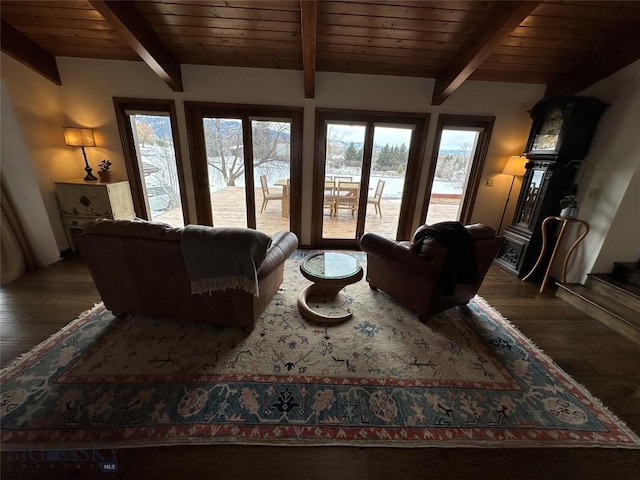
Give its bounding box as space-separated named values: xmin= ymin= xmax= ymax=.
xmin=297 ymin=283 xmax=353 ymax=324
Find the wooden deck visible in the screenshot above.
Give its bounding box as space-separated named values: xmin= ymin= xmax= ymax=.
xmin=154 ymin=186 xmax=461 ymax=240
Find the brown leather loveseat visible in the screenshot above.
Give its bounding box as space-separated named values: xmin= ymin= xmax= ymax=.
xmin=359 ymin=222 xmax=500 ymax=321
xmin=75 ymin=219 xmax=298 ymax=332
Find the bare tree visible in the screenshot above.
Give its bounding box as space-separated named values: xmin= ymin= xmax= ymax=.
xmin=131 ymin=115 xmax=180 ymax=208
xmin=204 ymin=118 xmax=244 ymax=186
xmin=435 ymin=141 xmax=473 ymax=189
xmin=252 ymin=121 xmax=290 ymax=182
xmin=135 ymin=121 xmax=156 ymax=145
xmin=203 ymin=119 xmax=290 ymax=187
xmin=325 ymin=124 xmax=349 ymax=170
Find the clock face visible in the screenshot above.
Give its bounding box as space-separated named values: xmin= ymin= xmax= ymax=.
xmin=532 ymin=107 xmax=563 ymax=151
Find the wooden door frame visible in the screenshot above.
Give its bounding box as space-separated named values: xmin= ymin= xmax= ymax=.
xmin=312 ymin=108 xmax=430 ymax=248
xmin=183 ymin=102 xmax=302 ymax=238
xmin=420 ymin=114 xmax=495 ymax=225
xmin=113 ymin=97 xmax=191 ymax=223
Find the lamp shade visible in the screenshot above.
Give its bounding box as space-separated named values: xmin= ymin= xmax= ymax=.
xmin=502 ymin=155 xmax=527 ymax=176
xmin=64 ymin=127 xmax=96 ymax=147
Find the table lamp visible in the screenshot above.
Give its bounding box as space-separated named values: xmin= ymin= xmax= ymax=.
xmin=498 ymin=155 xmax=528 ymax=233
xmin=64 ymin=127 xmax=97 ymax=181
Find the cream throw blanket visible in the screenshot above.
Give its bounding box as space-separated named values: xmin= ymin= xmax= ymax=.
xmin=181 ymin=225 xmax=272 ymax=297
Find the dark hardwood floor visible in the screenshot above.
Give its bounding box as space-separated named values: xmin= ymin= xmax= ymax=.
xmin=1 ymin=255 xmax=639 ymax=479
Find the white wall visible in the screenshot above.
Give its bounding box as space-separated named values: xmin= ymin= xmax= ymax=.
xmin=557 ymin=59 xmax=640 ymax=282
xmin=0 ymin=65 xmax=63 ymax=267
xmin=3 ymin=53 xmax=549 ymax=260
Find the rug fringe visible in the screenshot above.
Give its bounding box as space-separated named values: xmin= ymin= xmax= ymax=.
xmin=4 ymin=436 xmax=640 ymax=452
xmin=472 ymin=295 xmax=640 ymax=446
xmin=0 ymin=302 xmax=106 ymax=380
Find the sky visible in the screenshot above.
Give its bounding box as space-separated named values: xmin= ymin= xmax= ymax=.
xmin=331 ymin=124 xmax=478 ymax=151
xmin=440 ymin=130 xmax=479 ymax=150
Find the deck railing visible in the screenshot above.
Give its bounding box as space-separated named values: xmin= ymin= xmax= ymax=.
xmin=153 ymin=186 xmax=462 ymax=239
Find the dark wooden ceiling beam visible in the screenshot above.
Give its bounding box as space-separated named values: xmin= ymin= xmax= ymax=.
xmin=89 ymin=0 xmax=183 ymax=92
xmin=545 ymin=25 xmax=640 ymax=96
xmin=0 ymin=19 xmax=61 ymax=85
xmin=300 ymin=0 xmax=317 ymax=98
xmin=431 ymin=1 xmax=540 ymax=105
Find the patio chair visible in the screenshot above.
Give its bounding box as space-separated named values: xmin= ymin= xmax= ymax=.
xmin=335 ymin=181 xmax=360 ymax=217
xmin=324 ymin=179 xmax=337 ymax=216
xmin=367 ymin=179 xmax=385 ymax=217
xmin=285 ymin=178 xmax=290 ymax=215
xmin=333 ymin=176 xmax=352 ymax=193
xmin=260 ymin=174 xmax=283 ymax=213
xmin=333 ymin=176 xmax=352 ymax=183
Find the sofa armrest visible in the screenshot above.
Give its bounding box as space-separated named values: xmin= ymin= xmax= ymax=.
xmin=466 ymin=223 xmax=497 ymax=241
xmin=258 ymin=231 xmax=299 ymax=278
xmin=360 ymin=232 xmax=445 ymax=277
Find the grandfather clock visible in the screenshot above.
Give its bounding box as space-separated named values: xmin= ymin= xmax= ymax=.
xmin=494 ymin=95 xmax=607 ymax=279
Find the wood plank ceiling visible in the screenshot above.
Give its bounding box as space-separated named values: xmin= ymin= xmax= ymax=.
xmin=2 ymin=0 xmax=640 ymax=104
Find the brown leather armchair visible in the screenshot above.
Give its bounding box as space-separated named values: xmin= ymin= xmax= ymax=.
xmin=359 ymin=223 xmax=500 ymax=321
xmin=74 ymin=219 xmax=298 ymax=332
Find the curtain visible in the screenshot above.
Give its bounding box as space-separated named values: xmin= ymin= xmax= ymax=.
xmin=1 ymin=179 xmax=35 ymax=284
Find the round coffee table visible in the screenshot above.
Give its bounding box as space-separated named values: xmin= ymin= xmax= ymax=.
xmin=297 ymin=252 xmax=363 ymax=324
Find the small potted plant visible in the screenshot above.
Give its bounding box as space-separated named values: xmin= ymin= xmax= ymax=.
xmin=559 ymin=185 xmax=579 ymax=218
xmin=98 ymin=159 xmax=114 ymax=182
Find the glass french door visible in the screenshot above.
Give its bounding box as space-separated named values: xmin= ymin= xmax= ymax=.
xmin=114 ymin=98 xmax=189 ymax=227
xmin=421 ymin=115 xmax=495 ymax=225
xmin=314 ymin=109 xmax=430 ymax=247
xmin=185 ymin=103 xmax=302 ymax=238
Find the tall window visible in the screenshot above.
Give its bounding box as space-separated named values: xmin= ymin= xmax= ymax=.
xmin=421 ymin=115 xmax=494 ymax=225
xmin=113 ymin=98 xmax=189 ymax=227
xmin=129 ymin=113 xmax=184 ymax=225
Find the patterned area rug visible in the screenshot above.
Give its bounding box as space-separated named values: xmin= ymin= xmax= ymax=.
xmin=2 ymin=253 xmax=639 ymax=450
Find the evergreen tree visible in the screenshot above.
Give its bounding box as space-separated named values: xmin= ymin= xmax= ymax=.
xmin=343 ymin=142 xmax=362 ymax=166
xmin=394 ymin=143 xmax=408 ymax=173
xmin=376 ymin=143 xmax=394 ymax=170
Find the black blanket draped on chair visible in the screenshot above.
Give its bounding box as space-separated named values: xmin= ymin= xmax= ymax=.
xmin=410 ymin=221 xmax=479 ymax=295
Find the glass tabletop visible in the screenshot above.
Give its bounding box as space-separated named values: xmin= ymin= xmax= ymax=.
xmin=300 ymin=252 xmax=361 ymax=280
